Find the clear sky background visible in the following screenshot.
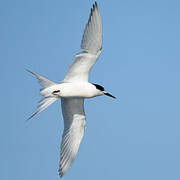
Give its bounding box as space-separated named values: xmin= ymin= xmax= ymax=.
xmin=1 ymin=0 xmax=180 ymax=179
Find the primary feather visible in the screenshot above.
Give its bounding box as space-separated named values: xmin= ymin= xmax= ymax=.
xmin=63 ymin=2 xmax=102 ymax=83
xmin=59 ymin=98 xmax=86 ymax=177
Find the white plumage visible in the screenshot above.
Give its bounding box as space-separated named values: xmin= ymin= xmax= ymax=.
xmin=63 ymin=2 xmax=102 ymax=83
xmin=27 ymin=2 xmax=115 ymax=177
xmin=59 ymin=98 xmax=86 ymax=176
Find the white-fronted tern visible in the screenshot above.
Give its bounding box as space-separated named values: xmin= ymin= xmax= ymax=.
xmin=27 ymin=1 xmax=115 ymax=177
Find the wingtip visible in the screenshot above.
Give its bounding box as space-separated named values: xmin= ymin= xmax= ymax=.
xmin=58 ymin=168 xmax=64 ymax=178
xmin=91 ymin=1 xmax=99 ymax=17
xmin=94 ymin=1 xmax=99 ymax=10
xmin=25 ymin=68 xmax=35 ymax=75
xmin=93 ymin=1 xmax=98 ymax=10
xmin=25 ymin=68 xmax=31 ymax=73
xmin=59 ymin=173 xmax=64 ymax=178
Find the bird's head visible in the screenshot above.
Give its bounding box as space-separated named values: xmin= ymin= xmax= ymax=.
xmin=92 ymin=83 xmax=116 ymax=99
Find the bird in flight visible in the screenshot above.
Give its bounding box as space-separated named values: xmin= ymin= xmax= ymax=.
xmin=27 ymin=1 xmax=115 ymax=177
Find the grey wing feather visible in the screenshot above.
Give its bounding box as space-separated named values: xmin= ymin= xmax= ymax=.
xmin=59 ymin=98 xmax=86 ymax=177
xmin=81 ymin=2 xmax=102 ymax=54
xmin=63 ymin=2 xmax=102 ymax=83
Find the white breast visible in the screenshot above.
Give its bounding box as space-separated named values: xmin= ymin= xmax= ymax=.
xmin=55 ymin=82 xmax=100 ymax=98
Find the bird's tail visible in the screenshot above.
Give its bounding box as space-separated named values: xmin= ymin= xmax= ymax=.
xmin=26 ymin=69 xmax=59 ymax=120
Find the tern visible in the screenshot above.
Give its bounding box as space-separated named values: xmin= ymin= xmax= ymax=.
xmin=27 ymin=1 xmax=115 ymax=177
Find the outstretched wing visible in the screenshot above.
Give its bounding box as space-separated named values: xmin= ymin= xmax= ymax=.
xmin=59 ymin=98 xmax=86 ymax=177
xmin=81 ymin=2 xmax=102 ymax=54
xmin=63 ymin=2 xmax=102 ymax=83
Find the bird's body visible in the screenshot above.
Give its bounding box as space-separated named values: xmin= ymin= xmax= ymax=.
xmin=40 ymin=82 xmax=103 ymax=98
xmin=27 ymin=2 xmax=115 ymax=177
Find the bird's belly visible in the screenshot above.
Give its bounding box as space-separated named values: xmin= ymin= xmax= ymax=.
xmin=61 ymin=89 xmax=95 ymax=98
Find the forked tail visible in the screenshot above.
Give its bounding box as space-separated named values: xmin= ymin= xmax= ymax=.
xmin=26 ymin=69 xmax=58 ymax=120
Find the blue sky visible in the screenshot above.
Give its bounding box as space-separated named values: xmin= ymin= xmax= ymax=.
xmin=1 ymin=0 xmax=180 ymax=179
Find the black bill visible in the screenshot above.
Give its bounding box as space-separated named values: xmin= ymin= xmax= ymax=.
xmin=104 ymin=92 xmax=116 ymax=99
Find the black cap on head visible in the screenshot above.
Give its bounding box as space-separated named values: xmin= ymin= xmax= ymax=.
xmin=92 ymin=83 xmax=104 ymax=91
xmin=92 ymin=83 xmax=116 ymax=99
